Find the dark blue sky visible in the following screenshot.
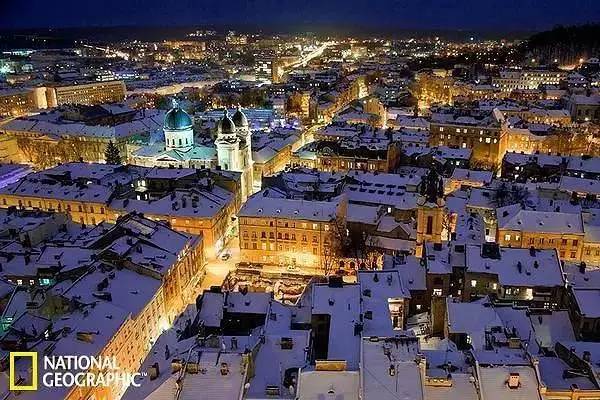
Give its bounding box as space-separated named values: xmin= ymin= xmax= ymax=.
xmin=1 ymin=0 xmax=599 ymax=32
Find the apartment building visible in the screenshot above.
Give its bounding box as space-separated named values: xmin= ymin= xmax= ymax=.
xmin=0 ymin=163 xmax=239 ymax=258
xmin=496 ymin=204 xmax=584 ymax=261
xmin=429 ymin=108 xmax=508 ymax=167
xmin=238 ymin=189 xmax=348 ymax=271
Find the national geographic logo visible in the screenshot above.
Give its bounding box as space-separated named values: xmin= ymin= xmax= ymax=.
xmin=9 ymin=352 xmax=38 ymax=391
xmin=8 ymin=353 xmax=145 ymax=392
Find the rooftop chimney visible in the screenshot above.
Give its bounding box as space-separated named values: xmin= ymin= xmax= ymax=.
xmin=508 ymin=372 xmax=520 ymax=389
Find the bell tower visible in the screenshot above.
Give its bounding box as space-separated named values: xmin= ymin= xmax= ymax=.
xmin=416 ymin=169 xmax=446 ymax=257
xmin=215 ymin=110 xmax=240 ymax=172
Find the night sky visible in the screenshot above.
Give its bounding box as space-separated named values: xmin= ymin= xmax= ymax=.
xmin=1 ymin=0 xmax=599 ymax=32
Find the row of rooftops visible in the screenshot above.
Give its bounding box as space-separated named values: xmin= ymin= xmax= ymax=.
xmin=1 ymin=107 xmax=164 ymax=140
xmin=115 ymin=255 xmax=600 ymax=400
xmin=0 ymin=209 xmax=202 ymax=399
xmin=503 ymin=152 xmax=600 ymax=176
xmin=0 ymin=162 xmax=239 ymax=219
xmin=0 ymin=208 xmax=198 ymax=282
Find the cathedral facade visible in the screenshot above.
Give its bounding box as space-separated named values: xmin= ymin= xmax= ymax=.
xmin=129 ymin=102 xmax=254 ymax=200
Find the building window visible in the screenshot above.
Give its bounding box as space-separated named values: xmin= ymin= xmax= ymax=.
xmin=470 ymin=280 xmax=477 ymax=288
xmin=504 ymin=234 xmax=511 ymax=241
xmin=433 ymin=288 xmax=442 ymax=296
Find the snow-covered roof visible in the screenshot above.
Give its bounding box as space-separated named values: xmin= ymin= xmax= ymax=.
xmin=239 ymin=190 xmax=344 ymax=222
xmin=450 ymin=168 xmax=493 ymax=184
xmin=466 ymin=245 xmax=564 ymax=288
xmin=346 ymin=203 xmax=381 ymax=225
xmin=361 ymin=337 xmax=423 ymax=400
xmin=358 ymin=270 xmax=410 ymax=337
xmin=497 ymin=205 xmax=584 ymax=235
xmin=478 ymin=366 xmax=541 ymax=400
xmin=446 ymin=299 xmax=503 ymax=349
xmin=311 ymin=283 xmax=361 ymax=370
xmin=297 ymin=370 xmax=360 ymax=400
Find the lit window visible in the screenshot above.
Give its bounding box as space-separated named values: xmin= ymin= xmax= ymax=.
xmin=504 ymin=234 xmax=511 ymax=241
xmin=470 ymin=280 xmax=477 ymax=288
xmin=433 ymin=288 xmax=442 ymax=296
xmin=485 ymin=137 xmax=491 ymax=143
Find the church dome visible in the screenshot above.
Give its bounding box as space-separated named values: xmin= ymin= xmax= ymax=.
xmin=219 ymin=110 xmax=236 ymax=133
xmin=232 ymin=107 xmax=248 ymax=128
xmin=164 ymin=105 xmax=193 ymax=131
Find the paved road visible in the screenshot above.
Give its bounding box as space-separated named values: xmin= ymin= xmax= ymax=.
xmin=192 ymin=235 xmax=241 ymax=296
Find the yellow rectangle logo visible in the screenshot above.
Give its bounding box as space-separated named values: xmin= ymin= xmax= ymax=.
xmin=9 ymin=352 xmax=37 ymax=391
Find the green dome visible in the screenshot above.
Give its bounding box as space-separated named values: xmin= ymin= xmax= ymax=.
xmin=164 ymin=106 xmax=193 ymax=130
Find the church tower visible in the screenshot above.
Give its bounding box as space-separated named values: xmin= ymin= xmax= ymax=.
xmin=232 ymin=107 xmax=254 ymax=197
xmin=416 ymin=169 xmax=446 ymax=257
xmin=216 ymin=110 xmax=241 ymax=172
xmin=164 ymin=100 xmax=194 ymax=152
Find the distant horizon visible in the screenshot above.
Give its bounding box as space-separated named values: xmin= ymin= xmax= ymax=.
xmin=1 ymin=0 xmax=599 ymax=33
xmin=0 ymin=23 xmax=545 ymax=43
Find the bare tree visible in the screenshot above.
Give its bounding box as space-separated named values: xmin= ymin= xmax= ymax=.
xmin=493 ymin=182 xmax=530 ymax=208
xmin=322 ymin=216 xmax=349 ymax=275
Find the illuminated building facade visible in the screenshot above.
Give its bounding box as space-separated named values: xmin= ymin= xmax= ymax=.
xmin=429 ymin=108 xmax=508 ymax=167
xmin=0 ymin=163 xmax=239 ymax=258
xmin=50 ymin=80 xmax=126 ymax=106
xmin=492 ymin=69 xmax=568 ymax=92
xmin=238 ymin=191 xmax=348 ymax=271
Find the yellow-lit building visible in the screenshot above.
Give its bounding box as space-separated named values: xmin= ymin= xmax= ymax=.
xmin=582 ymin=211 xmax=600 ymax=265
xmin=429 ymin=108 xmax=508 ymax=168
xmin=58 ymin=214 xmax=204 ymax=400
xmin=238 ymin=190 xmax=348 ymax=271
xmin=0 ymin=89 xmax=33 ymax=117
xmin=0 ymin=163 xmax=240 ymax=258
xmin=497 ymin=205 xmax=584 ymax=261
